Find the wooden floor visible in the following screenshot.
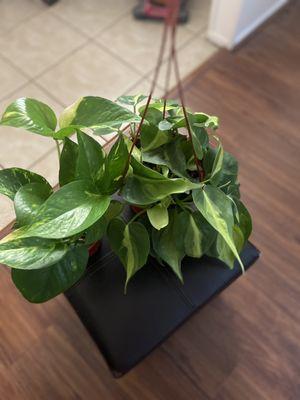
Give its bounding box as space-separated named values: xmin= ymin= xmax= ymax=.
xmin=1 ymin=2 xmax=299 ymax=399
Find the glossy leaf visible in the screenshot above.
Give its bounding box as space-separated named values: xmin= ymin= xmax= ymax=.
xmin=210 ymin=141 xmax=224 ymax=181
xmin=0 ymin=168 xmax=50 ymax=200
xmin=152 ymin=210 xmax=186 ymax=281
xmin=14 ymin=182 xmax=53 ymax=226
xmin=207 ymin=225 xmax=245 ymax=269
xmin=158 ymin=119 xmax=173 ymax=131
xmin=192 ymin=186 xmax=244 ymax=271
xmin=183 ymin=211 xmax=217 ymax=258
xmin=0 ymin=237 xmax=68 ymax=270
xmin=12 ymin=246 xmax=88 ymax=303
xmin=100 ymin=135 xmax=128 ymax=194
xmin=140 ymin=124 xmax=172 ymax=152
xmin=3 ymin=181 xmax=110 ymax=241
xmin=117 ymin=94 xmax=147 ymax=107
xmin=85 ymin=200 xmax=123 ymax=245
xmin=123 ymin=176 xmax=198 ymax=205
xmin=235 ymin=199 xmax=252 ymax=241
xmin=107 ymin=218 xmax=150 ymax=288
xmin=59 ymin=96 xmax=140 ymax=134
xmin=123 ymin=158 xmax=200 ymax=205
xmin=142 ymin=136 xmax=188 ymax=178
xmin=76 ymin=131 xmax=105 ymax=182
xmin=0 ymin=98 xmax=57 ymax=136
xmin=59 ymin=137 xmax=79 ymax=186
xmin=147 ymin=203 xmax=169 ymax=230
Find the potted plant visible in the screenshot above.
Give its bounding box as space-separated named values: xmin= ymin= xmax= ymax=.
xmin=0 ymin=95 xmax=258 ymax=374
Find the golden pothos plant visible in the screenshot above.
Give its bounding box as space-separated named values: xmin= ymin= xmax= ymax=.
xmin=0 ymin=95 xmax=252 ymax=302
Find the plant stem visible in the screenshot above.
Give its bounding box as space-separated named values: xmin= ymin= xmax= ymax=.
xmin=129 ymin=208 xmax=147 ymax=224
xmin=55 ymin=140 xmax=61 ymax=161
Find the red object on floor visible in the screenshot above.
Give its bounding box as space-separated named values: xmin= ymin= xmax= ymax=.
xmin=144 ymin=0 xmax=170 ymax=19
xmin=88 ymin=241 xmax=102 ymax=257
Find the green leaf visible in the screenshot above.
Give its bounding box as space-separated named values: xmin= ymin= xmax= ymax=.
xmin=152 ymin=210 xmax=186 ymax=281
xmin=85 ymin=200 xmax=123 ymax=245
xmin=53 ymin=126 xmax=77 ymax=140
xmin=0 ymin=237 xmax=68 ymax=269
xmin=235 ymin=199 xmax=252 ymax=241
xmin=147 ymin=203 xmax=169 ymax=230
xmin=0 ymin=98 xmax=57 ymax=136
xmin=14 ymin=182 xmax=53 ymax=226
xmin=123 ymin=157 xmax=200 ymax=205
xmin=158 ymin=119 xmax=173 ymax=131
xmin=207 ymin=225 xmax=244 ymax=269
xmin=210 ymin=141 xmax=224 ymax=181
xmin=204 ymin=148 xmax=238 ymax=187
xmin=140 ymin=124 xmax=172 ymax=152
xmin=12 ymin=246 xmax=88 ymax=303
xmin=192 ymin=186 xmax=244 ymax=272
xmin=107 ymin=218 xmax=150 ymax=289
xmin=59 ymin=96 xmax=140 ymax=134
xmin=99 ymin=135 xmax=128 ymax=193
xmin=59 ymin=137 xmax=79 ymax=186
xmin=0 ymin=168 xmax=50 ymax=200
xmin=123 ymin=176 xmax=198 ymax=205
xmin=183 ymin=211 xmax=217 ymax=258
xmin=142 ymin=136 xmax=188 ymax=178
xmin=76 ymin=131 xmax=105 ymax=182
xmin=3 ymin=181 xmax=110 ymax=241
xmin=117 ymin=94 xmax=147 ymax=107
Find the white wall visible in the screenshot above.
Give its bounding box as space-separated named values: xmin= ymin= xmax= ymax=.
xmin=207 ymin=0 xmax=288 ymax=49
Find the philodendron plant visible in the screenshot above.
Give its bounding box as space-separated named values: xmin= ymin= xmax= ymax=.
xmin=0 ymin=95 xmax=252 ymax=303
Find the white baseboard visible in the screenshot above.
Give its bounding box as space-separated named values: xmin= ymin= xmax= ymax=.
xmin=206 ymin=30 xmax=232 ymax=49
xmin=232 ymin=0 xmax=288 ymax=47
xmin=207 ymin=0 xmax=288 ymax=50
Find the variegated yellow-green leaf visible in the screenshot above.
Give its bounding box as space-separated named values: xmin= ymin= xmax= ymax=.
xmin=14 ymin=181 xmax=53 ymax=226
xmin=152 ymin=210 xmax=186 ymax=281
xmin=0 ymin=98 xmax=57 ymax=136
xmin=59 ymin=96 xmax=140 ymax=134
xmin=192 ymin=186 xmax=245 ymax=272
xmin=107 ymin=218 xmax=150 ymax=289
xmin=2 ymin=181 xmax=110 ymax=241
xmin=0 ymin=237 xmax=68 ymax=269
xmin=0 ymin=168 xmax=50 ymax=200
xmin=12 ymin=245 xmax=88 ymax=303
xmin=183 ymin=211 xmax=216 ymax=258
xmin=147 ymin=203 xmax=169 ymax=230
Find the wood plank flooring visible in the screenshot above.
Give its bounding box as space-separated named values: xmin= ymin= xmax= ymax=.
xmin=0 ymin=2 xmax=299 ymax=399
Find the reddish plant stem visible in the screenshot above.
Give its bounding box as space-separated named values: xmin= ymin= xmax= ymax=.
xmin=121 ymin=19 xmax=169 ymax=184
xmin=170 ymin=22 xmax=204 ymax=181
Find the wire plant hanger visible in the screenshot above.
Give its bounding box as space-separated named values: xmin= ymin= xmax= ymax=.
xmin=120 ymin=0 xmax=204 ymax=184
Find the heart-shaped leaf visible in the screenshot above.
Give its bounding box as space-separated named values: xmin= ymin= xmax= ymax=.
xmin=14 ymin=182 xmax=53 ymax=226
xmin=152 ymin=209 xmax=186 ymax=281
xmin=99 ymin=135 xmax=128 ymax=194
xmin=193 ymin=185 xmax=244 ymax=271
xmin=142 ymin=136 xmax=188 ymax=178
xmin=59 ymin=137 xmax=79 ymax=186
xmin=0 ymin=237 xmax=68 ymax=269
xmin=11 ymin=245 xmax=88 ymax=303
xmin=76 ymin=131 xmax=105 ymax=182
xmin=0 ymin=168 xmax=50 ymax=200
xmin=59 ymin=96 xmax=140 ymax=134
xmin=85 ymin=200 xmax=123 ymax=245
xmin=3 ymin=181 xmax=110 ymax=241
xmin=117 ymin=94 xmax=147 ymax=107
xmin=107 ymin=218 xmax=150 ymax=289
xmin=183 ymin=211 xmax=217 ymax=258
xmin=0 ymin=98 xmax=57 ymax=136
xmin=147 ymin=202 xmax=169 ymax=230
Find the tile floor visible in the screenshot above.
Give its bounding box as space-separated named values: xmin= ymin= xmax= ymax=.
xmin=0 ymin=0 xmax=217 ymax=228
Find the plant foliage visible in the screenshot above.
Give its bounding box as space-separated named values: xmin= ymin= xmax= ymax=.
xmin=0 ymin=95 xmax=252 ymax=302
